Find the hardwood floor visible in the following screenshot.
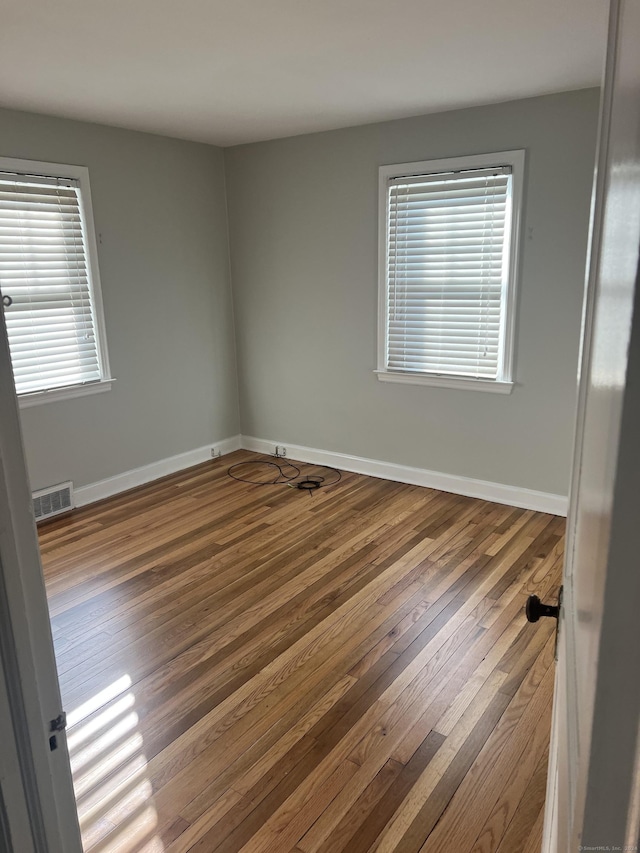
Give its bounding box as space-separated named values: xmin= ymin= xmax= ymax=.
xmin=39 ymin=450 xmax=564 ymax=853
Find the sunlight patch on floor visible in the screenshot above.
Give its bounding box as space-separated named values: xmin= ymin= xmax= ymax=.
xmin=67 ymin=675 xmax=165 ymax=853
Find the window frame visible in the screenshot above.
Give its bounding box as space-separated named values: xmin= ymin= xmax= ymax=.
xmin=376 ymin=149 xmax=525 ymax=394
xmin=0 ymin=156 xmax=113 ymax=408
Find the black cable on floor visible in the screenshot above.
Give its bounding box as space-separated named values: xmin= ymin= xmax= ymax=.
xmin=227 ymin=456 xmax=341 ymax=495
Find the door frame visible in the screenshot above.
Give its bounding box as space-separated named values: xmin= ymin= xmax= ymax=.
xmin=0 ymin=298 xmax=82 ymax=852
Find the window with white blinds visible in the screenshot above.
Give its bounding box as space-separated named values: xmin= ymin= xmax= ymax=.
xmin=0 ymin=160 xmax=110 ymax=402
xmin=378 ymin=151 xmax=523 ymax=392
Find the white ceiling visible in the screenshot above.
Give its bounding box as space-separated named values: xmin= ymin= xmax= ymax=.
xmin=0 ymin=0 xmax=608 ymax=147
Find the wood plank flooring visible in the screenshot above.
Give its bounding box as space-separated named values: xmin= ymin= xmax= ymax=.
xmin=39 ymin=451 xmax=564 ymax=853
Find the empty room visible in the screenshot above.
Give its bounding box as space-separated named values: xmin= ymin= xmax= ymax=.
xmin=2 ymin=2 xmax=640 ymax=853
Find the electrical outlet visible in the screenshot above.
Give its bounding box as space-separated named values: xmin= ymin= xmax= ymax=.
xmin=211 ymin=447 xmax=222 ymax=459
xmin=275 ymin=445 xmax=287 ymax=458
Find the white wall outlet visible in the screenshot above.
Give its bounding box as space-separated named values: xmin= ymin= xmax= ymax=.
xmin=211 ymin=447 xmax=222 ymax=459
xmin=275 ymin=445 xmax=287 ymax=457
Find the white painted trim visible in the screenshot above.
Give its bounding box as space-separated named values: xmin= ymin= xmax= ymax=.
xmin=241 ymin=435 xmax=568 ymax=516
xmin=74 ymin=435 xmax=241 ymax=507
xmin=18 ymin=379 xmax=114 ymax=408
xmin=374 ymin=370 xmax=514 ymax=394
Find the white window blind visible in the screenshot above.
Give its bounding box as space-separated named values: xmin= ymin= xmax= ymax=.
xmin=0 ymin=170 xmax=104 ymax=396
xmin=385 ymin=166 xmax=513 ymax=381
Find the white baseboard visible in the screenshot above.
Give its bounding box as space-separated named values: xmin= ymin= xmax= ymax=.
xmin=72 ymin=432 xmax=568 ymax=516
xmin=241 ymin=435 xmax=568 ymax=516
xmin=74 ymin=435 xmax=242 ymax=507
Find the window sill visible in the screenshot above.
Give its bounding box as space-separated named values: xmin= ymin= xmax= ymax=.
xmin=18 ymin=379 xmax=115 ymax=409
xmin=374 ymin=370 xmax=514 ymax=394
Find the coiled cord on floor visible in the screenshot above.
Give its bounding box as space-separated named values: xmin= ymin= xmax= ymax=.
xmin=227 ymin=456 xmax=341 ymax=495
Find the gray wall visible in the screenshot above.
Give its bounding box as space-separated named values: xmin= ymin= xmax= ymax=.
xmin=0 ymin=108 xmax=240 ymax=491
xmin=225 ymin=89 xmax=600 ymax=496
xmin=1 ymin=90 xmax=600 ymax=498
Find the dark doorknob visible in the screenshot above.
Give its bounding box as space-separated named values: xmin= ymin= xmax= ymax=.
xmin=526 ymin=594 xmax=560 ymax=623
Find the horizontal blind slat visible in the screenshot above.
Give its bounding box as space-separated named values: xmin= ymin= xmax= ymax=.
xmin=12 ymin=359 xmax=100 ymax=378
xmin=9 ymin=341 xmax=98 ymax=358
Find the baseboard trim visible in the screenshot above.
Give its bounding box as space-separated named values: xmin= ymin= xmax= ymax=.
xmin=74 ymin=435 xmax=242 ymax=508
xmin=72 ymin=433 xmax=568 ymax=516
xmin=240 ymin=435 xmax=568 ymax=516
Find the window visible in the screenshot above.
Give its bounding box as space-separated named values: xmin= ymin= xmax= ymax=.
xmin=377 ymin=150 xmax=524 ymax=393
xmin=0 ymin=157 xmax=111 ymax=407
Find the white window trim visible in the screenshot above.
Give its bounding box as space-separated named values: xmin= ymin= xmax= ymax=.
xmin=376 ymin=149 xmax=525 ymax=393
xmin=374 ymin=371 xmax=514 ymax=394
xmin=18 ymin=378 xmax=114 ymax=409
xmin=0 ymin=156 xmax=112 ymax=408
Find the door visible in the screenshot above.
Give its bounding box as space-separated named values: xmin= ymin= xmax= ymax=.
xmin=0 ymin=639 xmax=38 ymax=853
xmin=542 ymin=0 xmax=640 ymax=848
xmin=0 ymin=294 xmax=82 ymax=848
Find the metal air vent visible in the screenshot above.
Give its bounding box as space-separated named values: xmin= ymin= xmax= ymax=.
xmin=32 ymin=481 xmax=73 ymax=522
